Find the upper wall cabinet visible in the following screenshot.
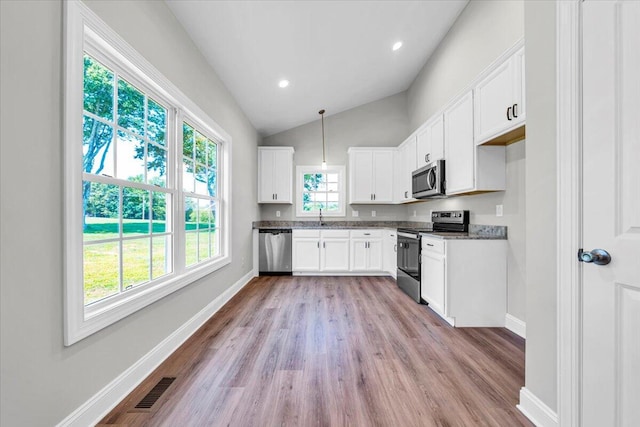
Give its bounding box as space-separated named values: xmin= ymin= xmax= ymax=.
xmin=416 ymin=114 xmax=445 ymax=169
xmin=348 ymin=148 xmax=394 ymax=204
xmin=474 ymin=46 xmax=525 ymax=145
xmin=444 ymin=91 xmax=505 ymax=196
xmin=395 ymin=136 xmax=418 ymax=203
xmin=258 ymin=146 xmax=294 ymax=203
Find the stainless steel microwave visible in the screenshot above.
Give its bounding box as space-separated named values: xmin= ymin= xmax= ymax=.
xmin=412 ymin=159 xmax=446 ymax=199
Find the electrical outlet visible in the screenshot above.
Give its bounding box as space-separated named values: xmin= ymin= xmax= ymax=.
xmin=496 ymin=204 xmax=503 ymax=217
xmin=352 ymin=210 xmax=359 ymax=217
xmin=371 ymin=210 xmax=376 ymax=217
xmin=276 ymin=210 xmax=281 ymax=217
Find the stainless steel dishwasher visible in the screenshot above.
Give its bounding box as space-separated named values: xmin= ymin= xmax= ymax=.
xmin=258 ymin=229 xmax=292 ymax=275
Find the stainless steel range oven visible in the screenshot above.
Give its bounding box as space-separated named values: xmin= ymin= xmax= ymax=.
xmin=397 ymin=230 xmax=422 ymax=302
xmin=396 ymin=210 xmax=470 ymax=303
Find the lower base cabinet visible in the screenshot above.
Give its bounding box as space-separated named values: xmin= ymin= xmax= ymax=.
xmin=421 ymin=236 xmax=506 ymax=327
xmin=292 ymin=228 xmax=392 ymax=275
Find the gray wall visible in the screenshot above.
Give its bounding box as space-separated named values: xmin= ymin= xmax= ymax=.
xmin=524 ymin=0 xmax=557 ymax=412
xmin=406 ymin=0 xmax=526 ymax=321
xmin=260 ymin=92 xmax=410 ymax=221
xmin=0 ymin=1 xmax=260 ymax=425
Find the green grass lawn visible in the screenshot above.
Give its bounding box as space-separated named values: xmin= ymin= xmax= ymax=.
xmin=83 ymin=218 xmax=217 ymax=305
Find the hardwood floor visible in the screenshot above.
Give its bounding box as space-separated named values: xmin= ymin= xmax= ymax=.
xmin=99 ymin=276 xmax=531 ymax=426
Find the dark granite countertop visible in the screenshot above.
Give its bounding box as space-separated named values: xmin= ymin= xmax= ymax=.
xmin=252 ymin=221 xmax=507 ymax=240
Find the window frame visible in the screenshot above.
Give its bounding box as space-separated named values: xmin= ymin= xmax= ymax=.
xmin=64 ymin=1 xmax=231 ymax=345
xmin=295 ymin=165 xmax=346 ymax=217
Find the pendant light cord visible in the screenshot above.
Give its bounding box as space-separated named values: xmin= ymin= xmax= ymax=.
xmin=319 ymin=109 xmax=326 ymax=164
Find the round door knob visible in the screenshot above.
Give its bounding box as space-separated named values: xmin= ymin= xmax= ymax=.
xmin=578 ymin=248 xmax=611 ymax=265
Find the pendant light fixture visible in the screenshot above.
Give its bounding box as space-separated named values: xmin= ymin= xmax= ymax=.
xmin=319 ymin=109 xmax=327 ymax=170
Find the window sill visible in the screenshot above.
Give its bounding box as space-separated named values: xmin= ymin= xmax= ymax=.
xmin=65 ymin=255 xmax=230 ymax=346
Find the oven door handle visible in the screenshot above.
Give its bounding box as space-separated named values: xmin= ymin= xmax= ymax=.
xmin=397 ymin=232 xmax=420 ymax=240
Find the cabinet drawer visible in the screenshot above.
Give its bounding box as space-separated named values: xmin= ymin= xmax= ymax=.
xmin=350 ymin=229 xmax=382 ymax=239
xmin=422 ymin=237 xmax=445 ymax=254
xmin=293 ymin=229 xmax=320 ymax=238
xmin=321 ymin=229 xmax=350 ymax=239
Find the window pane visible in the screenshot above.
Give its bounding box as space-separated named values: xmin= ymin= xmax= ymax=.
xmin=152 ymin=235 xmax=171 ymax=279
xmin=151 ymin=192 xmax=167 ymax=233
xmin=209 ymin=202 xmax=217 ymax=229
xmin=116 ymin=130 xmax=145 ymax=181
xmin=83 ymin=116 xmax=114 ymax=176
xmin=83 ymin=181 xmax=119 ymax=241
xmin=122 ymin=238 xmax=150 ymax=289
xmin=327 ymin=192 xmax=339 ymax=202
xmin=185 ymin=232 xmax=197 ymax=266
xmin=327 ymin=182 xmax=338 ymax=192
xmin=147 ymin=98 xmax=166 ymax=146
xmin=185 ymin=197 xmax=197 ymax=231
xmin=83 ymin=54 xmax=113 ymax=121
xmin=207 ymin=166 xmax=217 ymax=198
xmin=117 ymin=78 xmax=145 ymax=136
xmin=198 ymin=199 xmax=211 ymax=230
xmin=122 ymin=187 xmax=150 ymax=235
xmin=84 ymin=241 xmax=119 ymax=305
xmin=209 ymin=229 xmax=218 ymax=257
xmin=198 ymin=231 xmax=210 ymax=261
xmin=304 ymin=173 xmax=319 ymax=191
xmin=183 ymin=158 xmax=195 ymax=192
xmin=194 ymin=164 xmax=209 ymax=196
xmin=195 ymin=131 xmax=207 ymax=165
xmin=147 ymin=143 xmax=166 ymax=187
xmin=207 ymin=140 xmax=217 ymax=167
xmin=327 ymin=173 xmax=338 ymax=182
xmin=183 ymin=123 xmax=194 ymax=157
xmin=327 ymin=202 xmax=339 ymax=211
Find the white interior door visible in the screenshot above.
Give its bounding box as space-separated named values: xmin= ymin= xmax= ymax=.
xmin=582 ymin=1 xmax=640 ymax=426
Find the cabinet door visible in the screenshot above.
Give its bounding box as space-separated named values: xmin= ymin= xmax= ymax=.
xmin=350 ymin=239 xmax=369 ymax=271
xmin=512 ymin=47 xmax=525 ymax=125
xmin=292 ymin=238 xmax=320 ymax=271
xmin=372 ymin=150 xmax=394 ymax=202
xmin=416 ymin=126 xmax=431 ymax=169
xmin=321 ymin=238 xmax=350 ymax=272
xmin=367 ymin=239 xmax=383 ymax=271
xmin=397 ymin=136 xmax=417 ymax=202
xmin=258 ymin=149 xmax=275 ymax=202
xmin=445 ymin=91 xmax=475 ymax=195
xmin=429 ymin=115 xmax=445 ymax=161
xmin=421 ymin=251 xmax=446 ymax=316
xmin=383 ymin=231 xmax=397 ymax=275
xmin=350 ymin=150 xmax=373 ymax=203
xmin=474 ymin=58 xmax=515 ymax=144
xmin=272 ymin=149 xmax=292 ymax=202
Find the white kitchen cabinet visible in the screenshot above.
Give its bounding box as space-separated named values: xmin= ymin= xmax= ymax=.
xmin=474 ymin=46 xmax=525 ymax=145
xmin=292 ymin=230 xmax=320 ymax=271
xmin=349 ymin=230 xmax=383 ymax=272
xmin=348 ymin=148 xmax=394 ymax=203
xmin=420 ymin=236 xmax=507 ymax=327
xmin=258 ymin=146 xmax=294 ymax=203
xmin=383 ymin=229 xmax=397 ymax=277
xmin=394 ymin=136 xmax=417 ymax=203
xmin=420 ymin=237 xmax=446 ymax=317
xmin=320 ymin=230 xmax=350 ymax=272
xmin=416 ymin=114 xmax=445 ymax=168
xmin=293 ymin=229 xmax=350 ymax=273
xmin=444 ymin=91 xmax=505 ymax=196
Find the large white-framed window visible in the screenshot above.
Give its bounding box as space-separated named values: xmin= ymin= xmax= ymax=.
xmin=295 ymin=165 xmax=346 ymax=217
xmin=64 ymin=1 xmax=231 ymax=345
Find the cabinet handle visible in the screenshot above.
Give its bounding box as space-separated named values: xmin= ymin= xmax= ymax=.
xmin=275 ymin=193 xmax=278 ymax=200
xmin=323 ymin=241 xmax=326 ymax=248
xmin=426 ymin=153 xmax=430 ymax=163
xmin=393 ymin=244 xmax=397 ymax=252
xmin=317 ymin=241 xmax=320 ymax=248
xmin=506 ymin=106 xmax=512 ymax=121
xmin=404 ymin=191 xmax=408 ymax=198
xmin=426 ymin=243 xmax=434 ymax=247
xmin=512 ymin=104 xmax=518 ymax=118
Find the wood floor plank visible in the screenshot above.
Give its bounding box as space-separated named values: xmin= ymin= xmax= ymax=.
xmin=99 ymin=276 xmax=532 ymax=426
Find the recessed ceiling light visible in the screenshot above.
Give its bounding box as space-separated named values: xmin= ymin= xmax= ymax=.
xmin=278 ymin=79 xmax=290 ymax=88
xmin=392 ymin=41 xmax=403 ymax=51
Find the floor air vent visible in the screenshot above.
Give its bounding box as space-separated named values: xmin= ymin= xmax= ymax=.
xmin=135 ymin=377 xmax=176 ymax=409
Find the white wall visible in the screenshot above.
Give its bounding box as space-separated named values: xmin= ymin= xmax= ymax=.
xmin=405 ymin=0 xmax=526 ymax=321
xmin=0 ymin=1 xmax=260 ymax=425
xmin=260 ymin=92 xmax=410 ymax=221
xmin=524 ymin=0 xmax=558 ymax=413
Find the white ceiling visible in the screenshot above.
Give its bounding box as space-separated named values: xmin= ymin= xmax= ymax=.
xmin=166 ymin=0 xmax=469 ymax=137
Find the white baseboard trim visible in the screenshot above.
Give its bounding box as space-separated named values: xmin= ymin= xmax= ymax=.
xmin=56 ymin=270 xmax=256 ymax=427
xmin=505 ymin=313 xmax=526 ymax=338
xmin=517 ymin=387 xmax=558 ymax=427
